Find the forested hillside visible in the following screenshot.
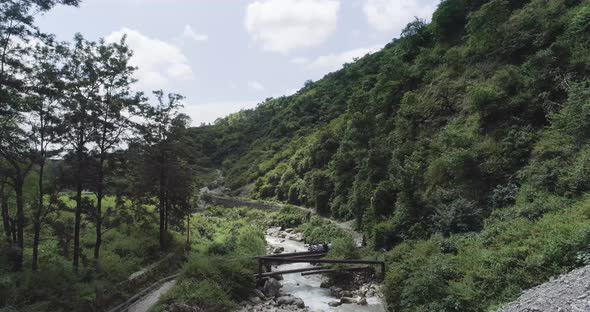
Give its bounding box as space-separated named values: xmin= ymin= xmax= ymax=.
xmin=190 ymin=0 xmax=590 ymax=309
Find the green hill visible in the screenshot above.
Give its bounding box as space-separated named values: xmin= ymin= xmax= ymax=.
xmin=188 ymin=0 xmax=590 ymax=310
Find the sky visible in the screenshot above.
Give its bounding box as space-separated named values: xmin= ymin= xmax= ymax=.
xmin=37 ymin=0 xmax=440 ymax=126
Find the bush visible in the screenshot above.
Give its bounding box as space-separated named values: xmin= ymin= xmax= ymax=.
xmin=158 ymin=279 xmax=235 ymax=312
xmin=300 ymin=217 xmax=349 ymax=244
xmin=272 ymin=205 xmax=306 ymax=228
xmin=328 ymin=237 xmax=360 ymax=260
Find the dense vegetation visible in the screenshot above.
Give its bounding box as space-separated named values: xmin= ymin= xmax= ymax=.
xmin=0 ymin=1 xmax=211 ymax=311
xmin=186 ymin=0 xmax=590 ymax=310
xmin=2 ymin=0 xmax=590 ymax=311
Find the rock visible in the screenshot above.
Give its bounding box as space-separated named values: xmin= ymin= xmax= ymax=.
xmin=330 ymin=286 xmax=343 ymax=297
xmin=254 ymin=288 xmax=266 ymax=299
xmin=292 ymin=298 xmax=305 ymax=308
xmin=340 ymin=290 xmax=353 ymax=298
xmin=357 ymin=297 xmax=368 ymax=305
xmin=285 ymin=228 xmax=294 ymax=233
xmin=272 ymin=246 xmax=285 ymax=254
xmin=266 ymin=227 xmax=282 ymax=236
xmin=250 ymin=296 xmax=262 ymax=304
xmin=263 ymin=278 xmax=282 ymax=298
xmin=340 ymin=297 xmax=357 ymax=304
xmin=328 ymin=301 xmax=342 ymax=307
xmin=277 ymin=295 xmax=296 ymax=306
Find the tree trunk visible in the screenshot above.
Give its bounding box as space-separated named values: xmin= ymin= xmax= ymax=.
xmin=14 ymin=173 xmax=24 ymax=271
xmin=158 ymin=155 xmax=166 ymax=250
xmin=186 ymin=212 xmax=190 ymax=246
xmin=32 ymin=221 xmax=41 ymax=271
xmin=32 ymin=160 xmax=45 ymax=271
xmin=94 ymin=153 xmax=105 ymax=260
xmin=1 ymin=182 xmax=11 ymax=244
xmin=94 ymin=193 xmax=102 ymax=260
xmin=73 ymin=142 xmax=84 ymax=272
xmin=164 ymin=192 xmax=169 ymax=232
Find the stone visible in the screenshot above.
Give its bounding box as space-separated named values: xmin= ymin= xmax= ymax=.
xmin=285 ymin=228 xmax=294 ymax=233
xmin=277 ymin=295 xmax=296 ymax=306
xmin=254 ymin=288 xmax=266 ymax=299
xmin=250 ymin=296 xmax=263 ymax=304
xmin=340 ymin=297 xmax=358 ymax=304
xmin=340 ymin=290 xmax=353 ymax=298
xmin=357 ymin=297 xmax=368 ymax=305
xmin=292 ymin=298 xmax=305 ymax=309
xmin=272 ymin=246 xmax=285 ymax=254
xmin=263 ymin=278 xmax=282 ymax=298
xmin=330 ymin=286 xmax=343 ymax=297
xmin=328 ymin=301 xmax=342 ymax=307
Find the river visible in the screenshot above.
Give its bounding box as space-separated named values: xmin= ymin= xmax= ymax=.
xmin=265 ymin=235 xmax=386 ymax=312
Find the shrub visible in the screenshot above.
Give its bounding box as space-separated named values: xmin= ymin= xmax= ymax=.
xmin=300 ymin=217 xmax=349 ymax=244
xmin=328 ymin=237 xmax=360 ymax=260
xmin=158 ymin=279 xmax=235 ymax=312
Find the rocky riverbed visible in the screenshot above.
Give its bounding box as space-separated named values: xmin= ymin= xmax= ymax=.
xmin=238 ymin=227 xmax=385 ymax=312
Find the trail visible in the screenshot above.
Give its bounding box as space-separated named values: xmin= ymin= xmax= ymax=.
xmin=126 ymin=280 xmax=177 ymax=312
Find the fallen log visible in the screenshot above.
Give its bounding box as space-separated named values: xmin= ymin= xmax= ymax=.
xmin=255 ymin=266 xmax=325 ymax=278
xmin=300 ymin=266 xmax=372 ymax=276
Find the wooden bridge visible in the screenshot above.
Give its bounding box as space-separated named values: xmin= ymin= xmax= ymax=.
xmin=255 ymin=250 xmax=385 ymax=280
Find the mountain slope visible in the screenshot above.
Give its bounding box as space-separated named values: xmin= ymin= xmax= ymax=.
xmin=188 ymin=0 xmax=590 ymax=310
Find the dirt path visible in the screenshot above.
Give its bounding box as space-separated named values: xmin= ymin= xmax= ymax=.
xmin=127 ymin=280 xmax=177 ymax=312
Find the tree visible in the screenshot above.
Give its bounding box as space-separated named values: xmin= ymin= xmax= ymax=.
xmin=61 ymin=34 xmax=100 ymax=271
xmin=136 ymin=91 xmax=186 ymax=250
xmin=0 ymin=0 xmax=81 ymax=272
xmin=88 ymin=36 xmax=138 ymax=260
xmin=24 ymin=40 xmax=68 ymax=271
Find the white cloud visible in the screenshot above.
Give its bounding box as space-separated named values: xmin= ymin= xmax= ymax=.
xmin=182 ymin=25 xmax=208 ymax=42
xmin=363 ymin=0 xmax=438 ymax=34
xmin=245 ymin=0 xmax=340 ymax=54
xmin=248 ymin=80 xmax=265 ymax=91
xmin=105 ymin=27 xmax=194 ymax=90
xmin=167 ymin=63 xmax=194 ymax=81
xmin=290 ymin=57 xmax=308 ymax=64
xmin=308 ymin=45 xmax=382 ymax=72
xmin=182 ymin=100 xmax=259 ymax=126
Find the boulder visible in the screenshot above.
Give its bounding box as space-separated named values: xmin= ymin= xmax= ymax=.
xmin=340 ymin=297 xmax=358 ymax=304
xmin=292 ymin=298 xmax=305 ymax=309
xmin=263 ymin=278 xmax=282 ymax=298
xmin=340 ymin=290 xmax=353 ymax=298
xmin=277 ymin=295 xmax=296 ymax=306
xmin=357 ymin=297 xmax=368 ymax=305
xmin=253 ymin=288 xmax=266 ymax=299
xmin=330 ymin=286 xmax=343 ymax=297
xmin=328 ymin=301 xmax=342 ymax=307
xmin=272 ymin=246 xmax=285 ymax=254
xmin=249 ymin=296 xmax=262 ymax=304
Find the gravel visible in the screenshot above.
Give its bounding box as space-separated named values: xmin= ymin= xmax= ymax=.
xmin=498 ymin=265 xmax=590 ymax=312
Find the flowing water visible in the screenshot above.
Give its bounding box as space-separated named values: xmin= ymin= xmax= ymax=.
xmin=266 ymin=235 xmax=386 ymax=312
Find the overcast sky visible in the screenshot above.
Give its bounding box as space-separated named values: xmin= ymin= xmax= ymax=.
xmin=37 ymin=0 xmax=439 ymax=125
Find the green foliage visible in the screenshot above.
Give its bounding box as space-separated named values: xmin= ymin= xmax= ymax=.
xmin=300 ymin=217 xmax=350 ymax=244
xmin=431 ymin=0 xmax=468 ymax=43
xmin=328 ymin=237 xmax=360 ymax=260
xmin=385 ymin=197 xmax=590 ymax=311
xmin=157 ymin=280 xmax=235 ymax=312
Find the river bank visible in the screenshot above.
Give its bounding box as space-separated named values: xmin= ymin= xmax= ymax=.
xmin=238 ymin=227 xmax=385 ymax=312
